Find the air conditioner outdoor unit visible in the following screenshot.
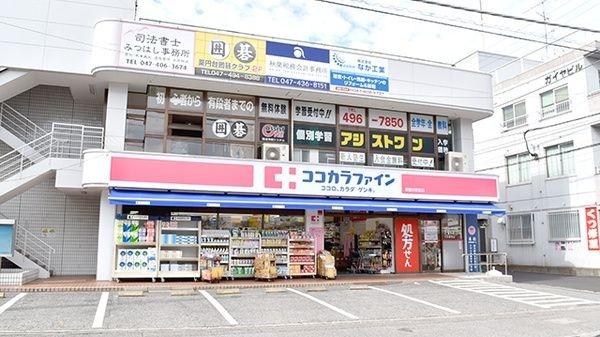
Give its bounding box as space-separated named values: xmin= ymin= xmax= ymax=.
xmin=445 ymin=151 xmax=468 ymax=172
xmin=261 ymin=143 xmax=289 ymax=161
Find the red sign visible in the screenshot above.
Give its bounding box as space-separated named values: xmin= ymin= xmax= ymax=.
xmin=402 ymin=174 xmax=498 ymax=199
xmin=394 ymin=218 xmax=420 ymax=273
xmin=585 ymin=207 xmax=600 ymax=251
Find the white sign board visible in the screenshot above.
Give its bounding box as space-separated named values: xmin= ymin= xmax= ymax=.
xmin=410 ymin=114 xmax=434 ymax=133
xmin=373 ymin=153 xmax=405 ymax=166
xmin=259 ymin=98 xmax=289 ymax=119
xmin=339 ymin=106 xmax=366 ymax=127
xmin=292 ymin=101 xmax=336 ymax=124
xmin=119 ymin=23 xmax=195 ymax=75
xmin=339 ymin=151 xmax=366 ymax=164
xmin=368 ymin=109 xmax=408 ymax=131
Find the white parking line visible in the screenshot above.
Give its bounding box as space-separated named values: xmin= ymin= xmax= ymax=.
xmin=286 ymin=288 xmax=359 ymax=320
xmin=0 ymin=293 xmax=26 ymax=315
xmin=199 ymin=290 xmax=238 ymax=326
xmin=368 ymin=286 xmax=461 ymax=314
xmin=92 ymin=292 xmax=109 ymax=328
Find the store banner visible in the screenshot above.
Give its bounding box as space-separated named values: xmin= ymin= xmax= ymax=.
xmin=585 ymin=207 xmax=600 ymax=251
xmin=194 ymin=31 xmax=266 ymax=82
xmin=370 ymin=132 xmax=408 ymax=153
xmin=265 ymin=41 xmax=330 ymax=91
xmin=293 ymin=124 xmax=336 ymax=148
xmin=411 ymin=136 xmax=435 ymax=154
xmin=340 ymin=130 xmax=366 ymax=149
xmin=372 ymin=153 xmax=405 ymax=167
xmin=106 ymin=153 xmax=499 ymax=202
xmin=465 ymin=214 xmax=480 ymax=272
xmin=394 ymin=218 xmax=420 ymax=273
xmin=292 ymin=101 xmax=336 ymax=124
xmin=436 ymin=116 xmax=449 ymax=135
xmin=368 ymin=109 xmax=408 ymax=131
xmin=339 ymin=106 xmax=366 ymax=127
xmin=410 ymin=114 xmax=434 ymax=133
xmin=437 ymin=136 xmax=452 ymax=155
xmin=258 ymin=98 xmax=289 ymax=119
xmin=119 ymin=23 xmax=195 ymax=75
xmin=168 ymin=89 xmax=203 ymax=112
xmin=259 ymin=122 xmax=288 ymax=143
xmin=330 ymin=51 xmax=389 ymax=96
xmin=339 ymin=151 xmax=366 ymax=164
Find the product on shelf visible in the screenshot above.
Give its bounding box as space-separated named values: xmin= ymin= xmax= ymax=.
xmin=254 ymin=253 xmax=277 ymax=280
xmin=116 ymin=248 xmax=156 ymax=272
xmin=288 ymin=231 xmax=316 ymax=276
xmin=116 ymin=220 xmax=155 ymax=244
xmin=317 ymin=251 xmax=337 ymax=279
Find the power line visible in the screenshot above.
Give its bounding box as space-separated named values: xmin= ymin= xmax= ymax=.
xmin=408 ymin=0 xmax=600 ymax=34
xmin=313 ymin=0 xmax=595 ymax=55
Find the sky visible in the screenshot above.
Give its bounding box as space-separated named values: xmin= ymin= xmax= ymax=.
xmin=137 ymin=0 xmax=600 ymax=68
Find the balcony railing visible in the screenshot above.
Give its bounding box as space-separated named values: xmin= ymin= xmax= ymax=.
xmin=540 ymin=99 xmax=571 ymax=119
xmin=502 ymin=114 xmax=527 ymax=129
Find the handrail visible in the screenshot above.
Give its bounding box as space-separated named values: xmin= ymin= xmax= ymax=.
xmin=462 ymin=252 xmax=508 ymax=275
xmin=14 ymin=222 xmax=55 ymax=271
xmin=0 ymin=102 xmax=47 ymax=144
xmin=0 ymin=122 xmax=104 ymax=182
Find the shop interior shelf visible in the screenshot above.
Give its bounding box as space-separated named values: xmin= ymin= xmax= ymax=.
xmin=160 ymin=244 xmax=199 ymax=248
xmin=289 ymin=239 xmax=313 ymax=242
xmin=159 ymin=257 xmax=198 ymax=261
xmin=200 ymin=243 xmax=229 ymax=246
xmin=289 ymin=245 xmax=314 ymax=249
xmin=200 ymin=235 xmax=231 ymax=238
xmin=260 ymin=244 xmax=288 ymax=248
xmin=230 ymin=264 xmax=253 ymax=267
xmin=160 ymin=228 xmax=199 ymax=232
xmin=116 ymin=242 xmax=156 ymax=247
xmin=231 ymin=237 xmax=260 ymax=240
xmin=289 ymin=262 xmax=314 ymax=265
xmin=261 ymin=236 xmax=288 ymax=240
xmin=359 ymin=246 xmax=382 ymax=249
xmin=289 ymin=253 xmax=315 ymax=256
xmin=230 ymin=246 xmax=259 ymax=249
xmin=158 ymin=271 xmax=199 ymax=277
xmin=231 ymin=255 xmax=257 ymax=258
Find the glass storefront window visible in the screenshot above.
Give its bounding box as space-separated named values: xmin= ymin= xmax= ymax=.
xmin=147 ymin=86 xmax=166 ymax=110
xmin=146 ymin=111 xmax=165 ymax=135
xmin=293 ymin=148 xmax=336 ymax=164
xmin=168 ymin=89 xmax=203 ymax=112
xmin=442 ymin=215 xmax=463 ymax=240
xmin=218 ymin=213 xmax=262 ymax=229
xmin=125 ymin=110 xmax=145 ymax=141
xmin=167 ymin=139 xmax=201 ymax=155
xmin=263 ymin=215 xmax=304 ymax=230
xmin=144 ymin=136 xmax=164 ymax=153
xmin=204 ymin=142 xmax=255 ymax=159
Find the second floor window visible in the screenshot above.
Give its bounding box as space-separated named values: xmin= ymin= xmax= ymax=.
xmin=540 ymin=85 xmax=569 ymax=118
xmin=502 ymin=101 xmax=526 ymax=129
xmin=546 ymin=142 xmax=575 ymax=177
xmin=506 ymin=153 xmax=530 ymax=184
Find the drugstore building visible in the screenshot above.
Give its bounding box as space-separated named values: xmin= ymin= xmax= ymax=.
xmin=0 ymin=6 xmax=503 ymax=281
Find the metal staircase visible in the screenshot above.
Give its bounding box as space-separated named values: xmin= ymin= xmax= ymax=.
xmin=0 ymin=102 xmax=104 ymax=278
xmin=0 ymin=102 xmax=47 ymax=154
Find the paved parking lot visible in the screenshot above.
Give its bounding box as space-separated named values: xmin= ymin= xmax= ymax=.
xmin=1 ymin=279 xmax=600 ymax=336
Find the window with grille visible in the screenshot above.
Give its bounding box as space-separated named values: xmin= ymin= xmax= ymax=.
xmin=506 ymin=153 xmax=530 ymax=184
xmin=507 ymin=214 xmax=534 ymax=243
xmin=548 ymin=210 xmax=581 ymax=241
xmin=545 ymin=142 xmax=575 ymax=177
xmin=540 ymin=85 xmax=570 ymax=118
xmin=502 ymin=101 xmax=527 ymax=129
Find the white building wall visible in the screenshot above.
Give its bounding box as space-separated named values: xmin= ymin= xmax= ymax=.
xmin=474 ymin=48 xmax=600 ymax=274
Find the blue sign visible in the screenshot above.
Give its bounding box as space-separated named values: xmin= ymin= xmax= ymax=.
xmin=330 ymin=72 xmax=389 ymax=92
xmin=265 ymin=41 xmax=330 ymax=91
xmin=0 ymin=220 xmax=15 ymax=257
xmin=465 ymin=214 xmax=480 ymax=272
xmin=266 ymin=41 xmax=329 ymax=63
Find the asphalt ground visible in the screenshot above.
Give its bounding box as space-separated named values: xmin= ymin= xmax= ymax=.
xmin=1 ymin=279 xmax=600 ymax=336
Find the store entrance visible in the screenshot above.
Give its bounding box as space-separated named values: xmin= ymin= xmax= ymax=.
xmin=419 ymin=220 xmax=441 ymax=272
xmin=324 ymin=215 xmax=394 ymax=274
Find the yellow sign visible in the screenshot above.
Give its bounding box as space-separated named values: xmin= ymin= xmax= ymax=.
xmin=195 ymin=32 xmax=266 ymax=82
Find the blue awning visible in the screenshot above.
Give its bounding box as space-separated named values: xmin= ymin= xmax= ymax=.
xmin=109 ymin=189 xmax=505 ymax=216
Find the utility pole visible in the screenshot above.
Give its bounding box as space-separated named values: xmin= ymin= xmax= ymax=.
xmin=479 ymin=0 xmax=485 ymax=50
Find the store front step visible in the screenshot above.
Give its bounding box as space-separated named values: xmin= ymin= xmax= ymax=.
xmin=0 ymin=273 xmax=454 ymax=293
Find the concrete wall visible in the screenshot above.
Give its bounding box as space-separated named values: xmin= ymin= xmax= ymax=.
xmin=0 ymin=0 xmax=135 ymax=74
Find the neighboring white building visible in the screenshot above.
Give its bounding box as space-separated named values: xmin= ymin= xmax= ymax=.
xmin=469 ymin=43 xmax=600 ymax=275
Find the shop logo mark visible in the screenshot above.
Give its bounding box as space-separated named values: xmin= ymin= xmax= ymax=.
xmin=264 ymin=166 xmax=296 ymax=190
